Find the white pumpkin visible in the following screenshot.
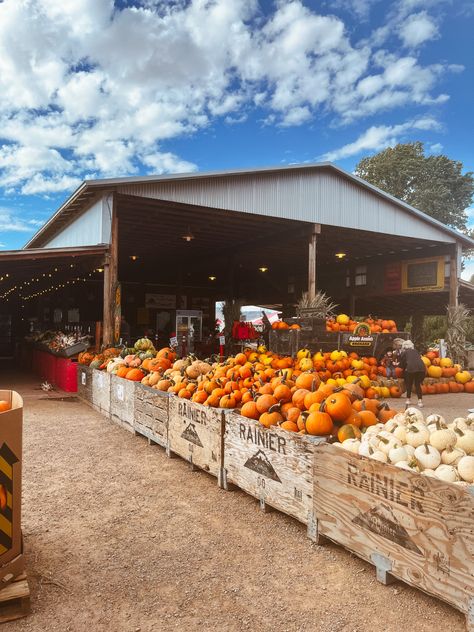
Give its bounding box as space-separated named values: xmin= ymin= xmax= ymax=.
xmin=404 ymin=407 xmax=425 ymax=424
xmin=441 ymin=446 xmax=466 ymax=466
xmin=429 ymin=428 xmax=457 ymax=452
xmin=406 ymin=424 xmax=430 ymax=448
xmin=414 ymin=443 xmax=441 ymax=470
xmin=457 ymin=455 xmax=474 ymax=483
xmin=434 ymin=464 xmax=459 ymax=483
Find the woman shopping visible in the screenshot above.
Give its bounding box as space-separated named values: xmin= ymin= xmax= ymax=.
xmin=399 ymin=340 xmax=427 ymax=408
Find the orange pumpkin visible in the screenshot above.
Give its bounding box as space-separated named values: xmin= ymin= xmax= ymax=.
xmin=241 ymin=401 xmax=259 ymax=420
xmin=219 ymin=394 xmax=237 ymax=409
xmin=256 ymin=394 xmax=278 ymax=414
xmin=304 ymin=411 xmax=333 ymax=436
xmin=125 ymin=368 xmax=145 ymax=381
xmin=0 ymin=400 xmax=11 ymax=413
xmin=280 ymin=420 xmax=298 ymax=432
xmin=358 ymin=409 xmax=378 ymax=428
xmin=273 ymin=384 xmax=292 ymax=402
xmin=259 ymin=409 xmax=283 ymax=428
xmin=323 ymin=393 xmax=352 ymax=422
xmin=116 ymin=366 xmax=130 ymax=378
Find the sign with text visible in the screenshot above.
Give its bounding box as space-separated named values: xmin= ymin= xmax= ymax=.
xmin=401 ymin=257 xmax=445 ymax=293
xmin=145 ymin=293 xmax=176 ymax=309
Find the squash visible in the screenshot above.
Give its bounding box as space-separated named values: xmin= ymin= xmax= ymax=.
xmin=125 ymin=368 xmax=145 ymax=381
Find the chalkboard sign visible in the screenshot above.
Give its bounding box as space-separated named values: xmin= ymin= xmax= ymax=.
xmin=401 ymin=257 xmax=444 ymax=293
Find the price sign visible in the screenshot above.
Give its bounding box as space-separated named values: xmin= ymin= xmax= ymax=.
xmin=81 ymin=373 xmax=86 ymax=386
xmin=170 ymin=336 xmax=178 ymax=347
xmin=219 ymin=336 xmax=225 ymax=346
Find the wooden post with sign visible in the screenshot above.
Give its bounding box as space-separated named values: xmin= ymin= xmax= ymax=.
xmin=308 ymin=224 xmax=320 ymax=299
xmin=103 ymin=196 xmax=118 ymax=347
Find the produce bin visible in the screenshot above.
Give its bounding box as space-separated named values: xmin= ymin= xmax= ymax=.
xmin=110 ymin=375 xmax=135 ymax=433
xmin=55 ymin=358 xmax=77 ymax=393
xmin=223 ymin=412 xmax=323 ymax=530
xmin=91 ymin=370 xmax=111 ymax=415
xmin=133 ymin=384 xmax=169 ymax=448
xmin=0 ymin=391 xmax=24 ymax=585
xmin=167 ymin=398 xmax=224 ymax=476
xmin=313 ymin=443 xmax=474 ymax=629
xmin=77 ymin=366 xmax=93 ymax=403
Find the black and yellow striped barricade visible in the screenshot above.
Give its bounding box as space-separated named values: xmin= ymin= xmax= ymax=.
xmin=0 ymin=391 xmax=24 ymax=585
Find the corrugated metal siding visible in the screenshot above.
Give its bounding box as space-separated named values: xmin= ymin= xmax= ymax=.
xmin=117 ymin=170 xmax=453 ymax=243
xmin=43 ymin=197 xmax=111 ymax=248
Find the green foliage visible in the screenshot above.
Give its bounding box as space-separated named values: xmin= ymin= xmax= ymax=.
xmin=355 ymin=142 xmax=474 ymax=232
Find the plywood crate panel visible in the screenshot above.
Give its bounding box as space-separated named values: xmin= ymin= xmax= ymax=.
xmin=110 ymin=375 xmax=135 ymax=432
xmin=167 ymin=398 xmax=224 ymax=476
xmin=134 ymin=384 xmax=169 ymax=447
xmin=224 ymin=412 xmax=325 ymax=527
xmin=77 ymin=366 xmax=92 ymax=403
xmin=313 ymin=443 xmax=474 ymax=626
xmin=91 ymin=370 xmax=111 ymax=415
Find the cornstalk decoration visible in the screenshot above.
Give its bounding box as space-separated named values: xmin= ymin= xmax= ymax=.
xmin=296 ymin=291 xmax=338 ymax=319
xmin=446 ymin=303 xmax=470 ymax=366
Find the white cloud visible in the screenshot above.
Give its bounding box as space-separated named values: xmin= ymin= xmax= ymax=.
xmin=461 ymin=259 xmax=474 ymax=282
xmin=428 ymin=142 xmax=443 ymax=153
xmin=399 ymin=11 xmax=439 ymax=48
xmin=320 ymin=117 xmax=440 ymax=160
xmin=0 ymin=0 xmax=461 ymax=195
xmin=0 ymin=208 xmax=44 ymax=232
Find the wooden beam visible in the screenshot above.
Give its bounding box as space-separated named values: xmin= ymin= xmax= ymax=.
xmin=308 ymin=224 xmax=321 ymax=299
xmin=449 ymin=243 xmax=461 ymax=307
xmin=103 ymin=195 xmax=118 ymax=345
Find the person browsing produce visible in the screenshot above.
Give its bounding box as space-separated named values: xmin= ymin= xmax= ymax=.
xmin=399 ymin=340 xmax=426 ymax=408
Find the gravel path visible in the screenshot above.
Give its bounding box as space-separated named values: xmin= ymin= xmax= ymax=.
xmin=2 ymin=372 xmax=470 ymax=632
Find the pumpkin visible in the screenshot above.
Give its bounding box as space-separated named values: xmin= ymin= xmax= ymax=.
xmin=116 ymin=366 xmax=130 ymax=378
xmin=337 ymin=424 xmax=362 ymax=442
xmin=304 ymin=411 xmax=333 ymax=436
xmin=121 ymin=347 xmax=136 ymax=358
xmin=358 ymin=409 xmax=378 ymax=428
xmin=89 ymin=359 xmax=102 ymax=370
xmin=192 ymin=391 xmax=208 ymax=404
xmin=134 ymin=337 xmax=154 ymax=351
xmin=0 ymin=400 xmax=11 ymax=413
xmin=323 ymin=393 xmax=352 ymax=422
xmin=259 ymin=408 xmax=283 ymax=428
xmin=241 ymin=401 xmax=260 ymax=420
xmin=220 ymin=394 xmax=237 ymax=409
xmin=256 ymin=394 xmax=278 ymax=414
xmin=273 ymin=384 xmax=292 ymax=402
xmin=125 ymin=368 xmax=145 ymax=381
xmin=280 ymin=420 xmax=298 ymax=432
xmin=78 ymin=351 xmax=95 ymax=365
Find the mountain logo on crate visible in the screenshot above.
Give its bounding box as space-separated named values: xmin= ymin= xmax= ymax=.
xmin=181 ymin=423 xmax=204 ymax=447
xmin=353 ymin=503 xmax=422 ymax=554
xmin=0 ymin=442 xmax=18 ymax=554
xmin=244 ymin=450 xmax=281 ymax=483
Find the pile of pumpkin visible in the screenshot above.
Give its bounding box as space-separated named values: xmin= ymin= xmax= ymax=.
xmin=335 ymin=408 xmax=474 ymax=486
xmin=326 ymin=314 xmax=399 ymax=333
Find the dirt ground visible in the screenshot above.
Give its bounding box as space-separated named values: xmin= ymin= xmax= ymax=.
xmin=2 ymin=371 xmax=472 ymax=632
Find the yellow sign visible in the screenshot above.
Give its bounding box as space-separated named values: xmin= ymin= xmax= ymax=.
xmin=401 ymin=257 xmax=445 ymax=293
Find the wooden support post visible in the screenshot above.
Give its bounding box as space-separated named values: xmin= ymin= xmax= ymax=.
xmin=102 ymin=195 xmax=118 ymax=346
xmin=308 ymin=224 xmax=321 ymax=299
xmin=449 ymin=243 xmax=461 ymax=308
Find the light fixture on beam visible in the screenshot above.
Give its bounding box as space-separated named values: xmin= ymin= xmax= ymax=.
xmin=182 ymin=226 xmax=194 ymax=242
xmin=259 ymin=266 xmax=269 ymax=272
xmin=335 ymin=252 xmax=346 ymax=259
xmin=130 ymin=255 xmax=139 ymax=261
xmin=208 ymin=276 xmax=216 ymax=281
xmin=96 ymin=268 xmax=104 ymax=273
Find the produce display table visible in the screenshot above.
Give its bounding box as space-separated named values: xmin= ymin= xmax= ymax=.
xmin=313 ymin=443 xmax=474 ymax=630
xmin=223 ymin=412 xmax=324 ymax=531
xmin=167 ymin=398 xmax=224 ymax=477
xmin=31 ymin=348 xmax=77 ymax=393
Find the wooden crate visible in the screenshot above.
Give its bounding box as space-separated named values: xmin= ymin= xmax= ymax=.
xmin=91 ymin=370 xmax=111 ymax=415
xmin=313 ymin=444 xmax=474 ymax=631
xmin=223 ymin=412 xmax=324 ymax=532
xmin=167 ymin=398 xmax=224 ymax=477
xmin=109 ymin=375 xmax=135 ymax=433
xmin=0 ymin=573 xmax=30 ymax=623
xmin=133 ymin=384 xmax=169 ymax=447
xmin=76 ymin=366 xmax=92 ymax=403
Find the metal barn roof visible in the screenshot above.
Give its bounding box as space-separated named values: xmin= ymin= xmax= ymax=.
xmin=24 ymin=162 xmax=474 ymax=249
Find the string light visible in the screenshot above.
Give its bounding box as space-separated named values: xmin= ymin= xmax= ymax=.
xmin=1 ymin=264 xmax=101 ymax=300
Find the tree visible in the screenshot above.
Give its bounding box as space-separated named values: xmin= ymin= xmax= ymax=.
xmin=355 ymin=142 xmax=474 ymax=232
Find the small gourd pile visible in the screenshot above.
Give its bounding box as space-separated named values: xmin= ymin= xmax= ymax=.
xmin=334 ymin=408 xmax=474 ymax=486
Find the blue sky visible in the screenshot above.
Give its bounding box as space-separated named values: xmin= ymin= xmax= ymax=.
xmin=0 ymin=0 xmax=473 ymax=275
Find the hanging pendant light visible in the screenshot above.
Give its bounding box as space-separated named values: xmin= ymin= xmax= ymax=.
xmin=182 ymin=226 xmax=194 ymax=242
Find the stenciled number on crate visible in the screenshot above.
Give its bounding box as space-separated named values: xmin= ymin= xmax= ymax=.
xmin=294 ymin=487 xmax=302 ymax=501
xmin=257 ymin=476 xmax=266 ymax=489
xmin=81 ymin=373 xmax=86 ymax=386
xmin=347 ymin=462 xmax=425 ymax=513
xmin=116 ymin=383 xmax=124 ymax=402
xmin=352 ymin=503 xmax=422 ymax=554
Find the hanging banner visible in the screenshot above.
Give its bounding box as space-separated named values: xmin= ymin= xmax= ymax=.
xmin=401 ymin=257 xmax=445 ymax=293
xmin=384 ymin=262 xmax=402 ymax=294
